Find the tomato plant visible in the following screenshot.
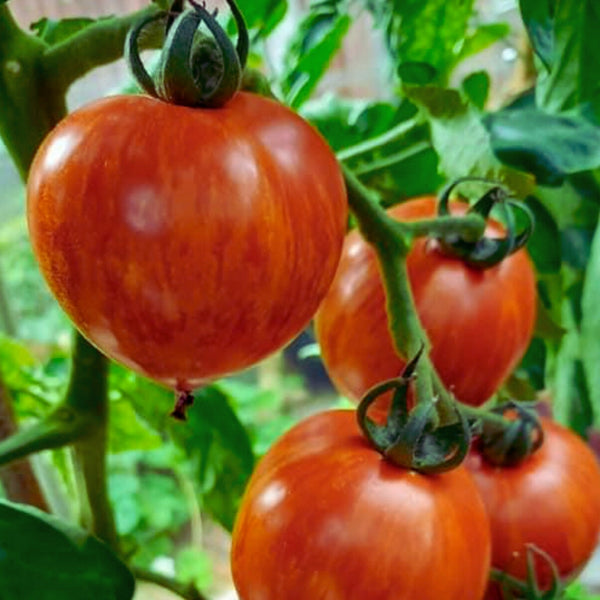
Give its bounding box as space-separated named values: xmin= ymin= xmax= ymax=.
xmin=2 ymin=0 xmax=600 ymax=599
xmin=230 ymin=409 xmax=491 ymax=600
xmin=27 ymin=92 xmax=347 ymax=390
xmin=466 ymin=418 xmax=600 ymax=595
xmin=315 ymin=196 xmax=536 ymax=407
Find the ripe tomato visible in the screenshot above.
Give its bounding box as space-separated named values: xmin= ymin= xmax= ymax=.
xmin=315 ymin=196 xmax=536 ymax=407
xmin=27 ymin=92 xmax=347 ymax=389
xmin=466 ymin=418 xmax=600 ymax=595
xmin=231 ymin=409 xmax=491 ymax=600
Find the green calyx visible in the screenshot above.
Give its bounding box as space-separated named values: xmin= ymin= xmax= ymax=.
xmin=475 ymin=401 xmax=544 ymax=467
xmin=436 ymin=177 xmax=535 ymax=268
xmin=491 ymin=544 xmax=563 ymax=600
xmin=356 ymin=349 xmax=471 ymax=474
xmin=125 ymin=0 xmax=249 ymax=108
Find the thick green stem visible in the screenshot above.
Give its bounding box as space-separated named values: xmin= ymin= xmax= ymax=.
xmin=64 ymin=333 xmax=119 ymax=550
xmin=0 ymin=3 xmax=121 ymax=549
xmin=343 ymin=165 xmax=459 ymax=414
xmin=0 ymin=6 xmax=64 ymax=178
xmin=43 ymin=5 xmax=163 ymax=97
xmin=336 ymin=117 xmax=423 ymax=161
xmin=0 ymin=405 xmax=95 ymax=465
xmin=73 ymin=427 xmax=118 ymax=551
xmin=0 ymin=378 xmax=48 ymax=510
xmin=372 ymin=244 xmax=434 ymax=403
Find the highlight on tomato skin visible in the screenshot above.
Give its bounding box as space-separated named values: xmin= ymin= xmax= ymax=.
xmin=466 ymin=417 xmax=600 ymax=597
xmin=26 ymin=91 xmax=348 ymax=390
xmin=230 ymin=409 xmax=492 ymax=600
xmin=315 ymin=196 xmax=537 ymax=409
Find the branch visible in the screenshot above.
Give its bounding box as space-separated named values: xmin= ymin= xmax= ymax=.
xmin=0 ymin=379 xmax=48 ymax=510
xmin=43 ymin=5 xmax=164 ymax=95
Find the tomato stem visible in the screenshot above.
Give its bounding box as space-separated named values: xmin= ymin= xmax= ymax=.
xmin=336 ymin=117 xmax=424 ymax=161
xmin=351 ymin=140 xmax=432 ymax=176
xmin=403 ymin=212 xmax=486 ymax=243
xmin=343 ymin=165 xmax=462 ymax=421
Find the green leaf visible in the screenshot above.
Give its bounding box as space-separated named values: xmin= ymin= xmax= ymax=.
xmin=175 ymin=547 xmax=213 ymax=590
xmin=405 ymin=85 xmax=535 ymax=197
xmin=520 ymin=0 xmax=600 ymax=118
xmin=525 ymin=196 xmax=561 ymax=273
xmin=109 ymin=472 xmax=142 ymax=536
xmin=282 ymin=2 xmax=351 ymax=108
xmin=485 ymin=107 xmax=600 ymax=185
xmin=454 ymin=22 xmax=510 ymax=65
xmin=364 ymin=0 xmax=476 ymax=84
xmin=581 ymin=219 xmax=600 ymax=426
xmin=30 ymin=17 xmax=97 ymax=45
xmin=114 ymin=371 xmax=255 ymax=531
xmin=303 ymin=94 xmax=441 ymax=201
xmin=534 ymin=298 xmax=566 ymax=344
xmin=302 ymin=94 xmax=403 ymax=151
xmin=108 ymin=399 xmax=162 ymax=453
xmin=519 ymin=0 xmax=554 ymax=69
xmin=171 ymin=387 xmax=255 ymax=531
xmin=397 ymin=62 xmax=437 ymax=85
xmin=238 ymin=0 xmax=287 ymax=36
xmin=461 ymin=71 xmax=490 ymax=111
xmin=0 ymin=500 xmax=134 ymax=600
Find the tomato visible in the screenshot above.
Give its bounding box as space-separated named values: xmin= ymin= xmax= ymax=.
xmin=466 ymin=418 xmax=600 ymax=595
xmin=315 ymin=196 xmax=536 ymax=407
xmin=27 ymin=92 xmax=347 ymax=390
xmin=231 ymin=409 xmax=491 ymax=600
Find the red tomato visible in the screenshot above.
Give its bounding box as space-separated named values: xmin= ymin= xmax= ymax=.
xmin=27 ymin=92 xmax=347 ymax=390
xmin=315 ymin=196 xmax=536 ymax=407
xmin=231 ymin=409 xmax=491 ymax=600
xmin=466 ymin=418 xmax=600 ymax=595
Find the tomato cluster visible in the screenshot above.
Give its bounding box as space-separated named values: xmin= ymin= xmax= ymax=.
xmin=230 ymin=195 xmax=600 ymax=599
xmin=27 ymin=65 xmax=600 ymax=597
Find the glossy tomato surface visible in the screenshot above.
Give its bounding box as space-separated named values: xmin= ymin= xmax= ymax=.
xmin=27 ymin=92 xmax=347 ymax=389
xmin=466 ymin=418 xmax=600 ymax=594
xmin=315 ymin=196 xmax=536 ymax=406
xmin=231 ymin=409 xmax=491 ymax=600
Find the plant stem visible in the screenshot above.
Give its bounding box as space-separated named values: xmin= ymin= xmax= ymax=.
xmin=404 ymin=213 xmax=486 ymax=241
xmin=0 ymin=6 xmax=63 ymax=179
xmin=133 ymin=568 xmax=209 ymax=600
xmin=0 ymin=404 xmax=95 ymax=466
xmin=0 ymin=3 xmax=126 ymax=550
xmin=352 ymin=140 xmax=431 ymax=176
xmin=63 ymin=333 xmax=119 ymax=551
xmin=343 ymin=165 xmax=438 ymax=404
xmin=0 ymin=379 xmax=48 ymax=510
xmin=336 ymin=117 xmax=422 ymax=161
xmin=43 ymin=5 xmax=163 ymax=95
xmin=0 ymin=265 xmax=16 ymax=336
